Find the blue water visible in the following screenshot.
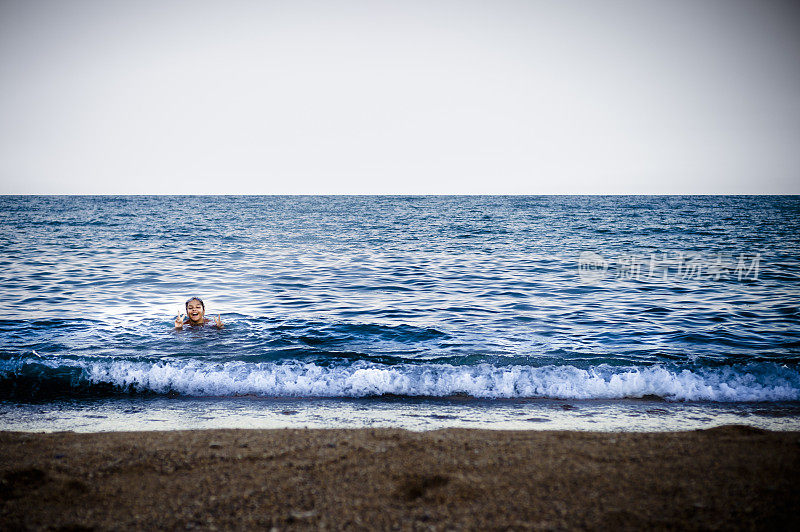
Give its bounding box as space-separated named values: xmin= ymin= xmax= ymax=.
xmin=1 ymin=196 xmax=799 ymax=431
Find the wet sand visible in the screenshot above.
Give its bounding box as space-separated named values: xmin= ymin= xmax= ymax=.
xmin=1 ymin=426 xmax=798 ymax=530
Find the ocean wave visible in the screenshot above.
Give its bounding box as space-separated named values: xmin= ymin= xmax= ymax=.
xmin=2 ymin=356 xmax=799 ymax=402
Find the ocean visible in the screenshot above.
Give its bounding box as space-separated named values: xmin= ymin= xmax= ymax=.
xmin=1 ymin=195 xmax=799 ymax=432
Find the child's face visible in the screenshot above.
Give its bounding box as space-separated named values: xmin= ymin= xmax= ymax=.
xmin=186 ymin=300 xmax=205 ymax=322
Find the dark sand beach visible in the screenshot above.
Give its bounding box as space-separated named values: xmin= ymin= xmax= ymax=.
xmin=1 ymin=426 xmax=798 ymax=530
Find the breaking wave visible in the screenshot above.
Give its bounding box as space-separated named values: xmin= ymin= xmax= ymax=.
xmin=2 ymin=355 xmax=799 ymax=402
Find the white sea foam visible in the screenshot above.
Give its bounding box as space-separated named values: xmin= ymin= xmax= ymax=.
xmin=65 ymin=359 xmax=800 ymax=402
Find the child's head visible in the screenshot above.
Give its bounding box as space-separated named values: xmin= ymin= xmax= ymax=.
xmin=185 ymin=297 xmax=205 ymax=322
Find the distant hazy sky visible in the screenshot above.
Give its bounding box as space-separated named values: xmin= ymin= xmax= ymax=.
xmin=1 ymin=0 xmax=798 ymax=194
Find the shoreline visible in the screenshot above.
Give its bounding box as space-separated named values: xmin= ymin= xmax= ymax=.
xmin=5 ymin=395 xmax=800 ymax=434
xmin=2 ymin=426 xmax=799 ymax=530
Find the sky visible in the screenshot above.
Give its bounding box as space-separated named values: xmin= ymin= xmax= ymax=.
xmin=0 ymin=0 xmax=798 ymax=194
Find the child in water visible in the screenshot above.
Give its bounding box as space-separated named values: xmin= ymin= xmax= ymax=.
xmin=175 ymin=297 xmax=223 ymax=329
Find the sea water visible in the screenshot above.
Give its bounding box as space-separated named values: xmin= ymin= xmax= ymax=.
xmin=1 ymin=195 xmax=799 ymax=432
